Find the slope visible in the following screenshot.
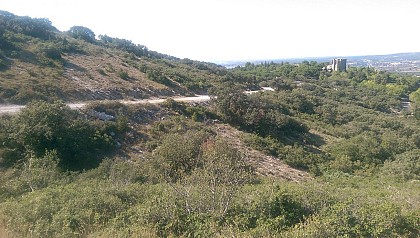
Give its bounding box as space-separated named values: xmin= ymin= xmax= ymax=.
xmin=0 ymin=10 xmax=226 ymax=104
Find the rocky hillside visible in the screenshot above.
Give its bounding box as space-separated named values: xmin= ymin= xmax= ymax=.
xmin=0 ymin=10 xmax=226 ymax=104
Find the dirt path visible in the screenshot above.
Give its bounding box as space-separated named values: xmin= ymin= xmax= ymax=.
xmin=212 ymin=124 xmax=312 ymax=182
xmin=0 ymin=95 xmax=211 ymax=114
xmin=0 ymin=87 xmax=277 ymax=114
xmin=0 ymin=105 xmax=26 ymax=114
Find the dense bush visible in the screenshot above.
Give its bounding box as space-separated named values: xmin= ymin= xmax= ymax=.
xmin=67 ymin=26 xmax=96 ymax=43
xmin=154 ymin=130 xmax=210 ymax=181
xmin=381 ymin=149 xmax=420 ymax=181
xmin=37 ymin=42 xmax=62 ymax=60
xmin=151 ymin=137 xmax=254 ymax=237
xmin=0 ymin=101 xmax=117 ymax=170
xmin=0 ymin=11 xmax=57 ymax=40
xmin=210 ymin=83 xmax=308 ymax=139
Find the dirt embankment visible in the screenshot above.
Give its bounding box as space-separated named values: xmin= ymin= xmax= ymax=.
xmin=212 ymin=124 xmax=312 ymax=182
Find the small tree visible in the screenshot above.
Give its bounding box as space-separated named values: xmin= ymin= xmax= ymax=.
xmin=154 ymin=130 xmax=209 ymax=181
xmin=117 ymin=69 xmax=129 ymax=80
xmin=68 ymin=26 xmax=96 ymax=43
xmin=153 ymin=137 xmax=253 ymax=236
xmin=409 ymin=88 xmax=420 ymax=119
xmin=6 ymin=101 xmax=115 ymax=170
xmin=21 ymin=150 xmax=60 ymax=192
xmin=209 ymin=83 xmax=249 ymax=126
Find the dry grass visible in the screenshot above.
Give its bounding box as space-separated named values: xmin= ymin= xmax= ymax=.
xmin=212 ymin=123 xmax=312 ymax=182
xmin=0 ymin=224 xmax=12 ymax=238
xmin=0 ymin=41 xmax=183 ymax=103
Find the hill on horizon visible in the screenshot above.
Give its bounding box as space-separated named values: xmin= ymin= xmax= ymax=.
xmin=220 ymin=52 xmax=420 ymax=75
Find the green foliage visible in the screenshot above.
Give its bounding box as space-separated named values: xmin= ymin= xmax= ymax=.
xmin=20 ymin=150 xmax=61 ymax=192
xmin=0 ymin=10 xmax=57 ymax=40
xmin=5 ymin=83 xmax=62 ymax=104
xmin=160 ymin=99 xmax=214 ymax=122
xmin=347 ymin=67 xmax=419 ymax=98
xmin=0 ymin=10 xmax=419 ymax=238
xmin=96 ymin=68 xmax=107 ymax=75
xmin=241 ymin=133 xmax=283 ymax=156
xmin=0 ymin=48 xmax=8 ymax=70
xmin=410 ymin=88 xmax=420 ymax=104
xmin=210 ymin=83 xmax=308 ymax=139
xmin=410 ymin=88 xmax=420 ymax=119
xmin=1 ymin=101 xmax=116 ymax=170
xmin=117 ymin=68 xmax=129 ymax=80
xmin=231 ymin=61 xmax=325 ymax=82
xmin=146 ymin=68 xmax=174 ymax=86
xmin=151 ymin=138 xmax=253 ymax=237
xmin=154 ymin=130 xmax=210 ymax=181
xmin=0 ymin=180 xmax=138 ymax=237
xmin=227 ymin=187 xmax=310 ymax=235
xmin=381 ymin=149 xmax=420 ymax=181
xmin=0 ymin=128 xmax=418 ymax=238
xmin=99 ymin=34 xmax=149 ymax=58
xmin=8 ymin=101 xmax=73 ymax=156
xmin=281 ymin=144 xmax=328 ymax=173
xmin=210 ymin=83 xmax=249 ymax=126
xmin=37 ymin=41 xmax=62 ymax=60
xmin=67 ymin=25 xmax=96 ymax=43
xmin=285 ymin=198 xmax=418 ymax=237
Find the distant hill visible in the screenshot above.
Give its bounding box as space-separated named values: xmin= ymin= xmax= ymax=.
xmin=0 ymin=10 xmax=227 ymax=104
xmin=346 ymin=52 xmax=420 ymax=75
xmin=220 ymin=52 xmax=420 ymax=75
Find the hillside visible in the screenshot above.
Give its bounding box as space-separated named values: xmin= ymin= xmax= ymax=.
xmin=0 ymin=10 xmax=226 ymax=104
xmin=0 ymin=10 xmax=419 ymax=238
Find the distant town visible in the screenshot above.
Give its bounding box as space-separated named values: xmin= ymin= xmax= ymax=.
xmin=221 ymin=52 xmax=420 ymax=76
xmin=346 ymin=52 xmax=420 ymax=75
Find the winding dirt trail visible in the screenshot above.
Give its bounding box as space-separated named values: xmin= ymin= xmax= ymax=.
xmin=0 ymin=87 xmax=276 ymax=114
xmin=0 ymin=95 xmax=211 ymax=114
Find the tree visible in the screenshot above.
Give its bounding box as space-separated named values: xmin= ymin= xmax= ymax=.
xmin=21 ymin=150 xmax=60 ymax=192
xmin=5 ymin=101 xmax=115 ymax=170
xmin=197 ymin=139 xmax=253 ymax=216
xmin=10 ymin=101 xmax=73 ymax=157
xmin=409 ymin=88 xmax=420 ymax=119
xmin=154 ymin=130 xmax=210 ymax=181
xmin=209 ymin=83 xmax=249 ymax=126
xmin=152 ymin=138 xmax=253 ymax=237
xmin=68 ymin=26 xmax=96 ymax=43
xmin=381 ymin=149 xmax=420 ymax=181
xmin=0 ymin=11 xmax=57 ymax=40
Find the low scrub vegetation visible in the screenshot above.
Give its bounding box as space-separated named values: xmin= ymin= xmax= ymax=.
xmin=0 ymin=10 xmax=419 ymax=238
xmin=0 ymin=90 xmax=418 ymax=237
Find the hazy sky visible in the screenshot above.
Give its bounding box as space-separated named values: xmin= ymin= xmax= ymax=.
xmin=1 ymin=0 xmax=419 ymax=62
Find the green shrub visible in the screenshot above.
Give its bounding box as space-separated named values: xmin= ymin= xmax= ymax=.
xmin=2 ymin=101 xmax=116 ymax=170
xmin=117 ymin=69 xmax=129 ymax=80
xmin=0 ymin=181 xmax=129 ymax=237
xmin=150 ymin=138 xmax=253 ymax=237
xmin=381 ymin=149 xmax=420 ymax=181
xmin=284 ymin=200 xmax=419 ymax=238
xmin=38 ymin=42 xmax=62 ymax=60
xmin=154 ymin=130 xmax=210 ymax=181
xmin=241 ymin=133 xmax=283 ymax=156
